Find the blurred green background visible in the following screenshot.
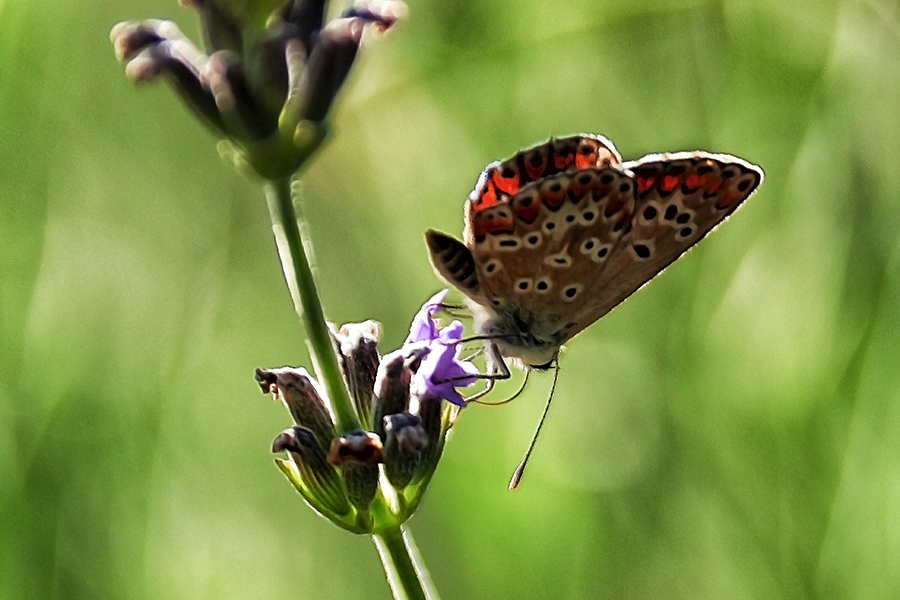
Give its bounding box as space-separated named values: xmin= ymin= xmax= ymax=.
xmin=3 ymin=0 xmax=900 ymax=598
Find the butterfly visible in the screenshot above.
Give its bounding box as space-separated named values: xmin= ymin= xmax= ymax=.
xmin=426 ymin=134 xmax=763 ymax=370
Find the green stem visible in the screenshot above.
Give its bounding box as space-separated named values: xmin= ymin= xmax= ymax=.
xmin=373 ymin=526 xmax=438 ymax=600
xmin=266 ymin=178 xmax=439 ymax=597
xmin=265 ymin=177 xmax=360 ymax=433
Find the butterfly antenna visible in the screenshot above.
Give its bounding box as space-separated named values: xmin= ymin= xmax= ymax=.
xmin=509 ymin=361 xmax=561 ymax=490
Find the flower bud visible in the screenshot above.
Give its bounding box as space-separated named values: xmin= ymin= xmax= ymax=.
xmin=382 ymin=413 xmax=427 ymax=489
xmin=257 ymin=291 xmax=482 ymax=534
xmin=272 ymin=426 xmax=350 ymax=515
xmin=328 ymin=431 xmax=384 ymax=510
xmin=333 ymin=320 xmax=381 ymax=427
xmin=179 ymin=0 xmax=245 ymax=53
xmin=112 ymin=0 xmax=407 ymax=179
xmin=282 ymin=0 xmax=326 ymax=57
xmin=205 ymin=50 xmax=280 ymax=140
xmin=411 ymin=394 xmax=444 ymax=476
xmin=371 ymin=349 xmax=412 ymax=439
xmin=257 ymin=367 xmax=335 ymax=454
xmin=110 ymin=21 xmax=227 ymax=133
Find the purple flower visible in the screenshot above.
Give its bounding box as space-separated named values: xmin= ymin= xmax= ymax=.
xmin=405 ymin=289 xmax=448 ymax=345
xmin=409 ymin=312 xmax=479 ymax=408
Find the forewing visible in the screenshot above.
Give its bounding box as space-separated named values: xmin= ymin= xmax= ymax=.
xmin=563 ymin=152 xmax=764 ymax=340
xmin=468 ymin=165 xmax=637 ymax=338
xmin=465 ymin=134 xmax=622 ymax=244
xmin=425 ymin=229 xmax=488 ymax=305
xmin=427 ymin=134 xmax=623 ymax=314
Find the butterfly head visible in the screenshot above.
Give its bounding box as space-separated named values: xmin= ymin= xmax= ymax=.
xmin=425 ymin=228 xmax=576 ymax=368
xmin=470 ymin=299 xmax=567 ymax=369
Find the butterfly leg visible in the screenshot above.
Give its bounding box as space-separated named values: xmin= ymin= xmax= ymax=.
xmin=485 ymin=341 xmax=511 ymax=379
xmin=433 ymin=340 xmax=520 ymax=402
xmin=462 ymin=342 xmax=516 ymax=403
xmin=437 ymin=302 xmax=471 ymax=321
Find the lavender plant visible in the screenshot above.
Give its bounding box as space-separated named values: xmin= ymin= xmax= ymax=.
xmin=111 ymin=2 xmax=477 ymax=597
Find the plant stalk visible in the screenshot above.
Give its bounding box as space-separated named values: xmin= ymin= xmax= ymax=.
xmin=373 ymin=526 xmax=438 ymax=600
xmin=265 ymin=176 xmax=361 ymax=433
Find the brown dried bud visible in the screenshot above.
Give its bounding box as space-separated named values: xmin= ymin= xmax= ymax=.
xmin=327 ymin=431 xmax=384 ymax=510
xmin=272 ymin=427 xmax=349 ymax=514
xmin=257 ymin=367 xmax=335 ymax=454
xmin=334 ymin=320 xmax=381 ymax=428
xmin=371 ymin=349 xmax=412 ymax=439
xmin=382 ymin=413 xmax=427 ymax=489
xmin=411 ymin=394 xmax=444 ymax=472
xmin=327 ymin=430 xmax=384 ymax=467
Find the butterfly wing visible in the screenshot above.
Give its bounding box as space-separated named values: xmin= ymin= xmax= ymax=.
xmin=464 ymin=134 xmax=622 ymax=238
xmin=458 ymin=165 xmax=639 ymax=366
xmin=559 ymin=151 xmax=764 ymax=343
xmin=427 ymin=134 xmax=624 ymax=312
xmin=468 ymin=166 xmax=636 ymax=326
xmin=425 ymin=229 xmax=487 ymax=304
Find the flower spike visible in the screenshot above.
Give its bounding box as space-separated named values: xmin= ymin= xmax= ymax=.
xmin=260 ymin=291 xmax=482 ymax=533
xmin=111 ymin=0 xmax=408 ymax=178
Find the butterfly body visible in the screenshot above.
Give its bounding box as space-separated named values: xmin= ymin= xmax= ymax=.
xmin=427 ymin=135 xmax=763 ymax=368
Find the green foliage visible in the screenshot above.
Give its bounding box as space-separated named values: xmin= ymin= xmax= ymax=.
xmin=3 ymin=0 xmax=900 ymax=598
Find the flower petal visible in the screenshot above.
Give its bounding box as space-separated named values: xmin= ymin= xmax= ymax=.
xmin=437 ymin=319 xmax=464 ymax=344
xmin=410 ymin=331 xmax=478 ymax=407
xmin=405 ymin=289 xmax=448 ymax=344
